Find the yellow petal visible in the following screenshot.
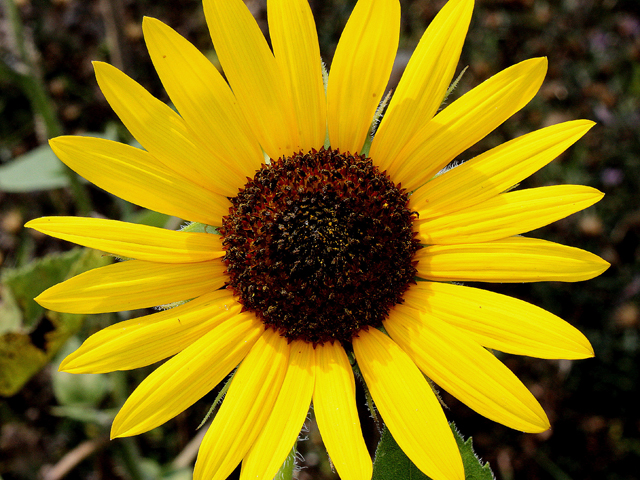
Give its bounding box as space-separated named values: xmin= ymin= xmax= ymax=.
xmin=26 ymin=217 xmax=224 ymax=263
xmin=142 ymin=17 xmax=263 ymax=180
xmin=411 ymin=120 xmax=595 ymax=220
xmin=384 ymin=307 xmax=551 ymax=433
xmin=416 ymin=236 xmax=610 ymax=283
xmin=268 ymin=0 xmax=326 ymax=152
xmin=60 ymin=290 xmax=241 ymax=373
xmin=402 ymin=282 xmax=594 ymax=359
xmin=93 ymin=61 xmax=245 ymax=197
xmin=353 ymin=328 xmax=464 ymax=480
xmin=202 ymin=0 xmax=300 ymax=158
xmin=389 ymin=58 xmax=548 ymax=191
xmin=313 ymin=341 xmax=371 ymax=480
xmin=241 ymin=340 xmax=315 ymax=480
xmin=111 ymin=312 xmax=263 ymax=438
xmin=194 ymin=329 xmax=291 ymax=480
xmin=417 ymin=185 xmax=604 ymax=244
xmin=327 ymin=0 xmax=400 ymax=154
xmin=36 ymin=259 xmax=226 ymax=314
xmin=370 ymin=0 xmax=473 ymax=172
xmin=49 ymin=136 xmax=229 ymax=225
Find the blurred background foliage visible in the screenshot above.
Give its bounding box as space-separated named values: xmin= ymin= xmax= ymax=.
xmin=0 ymin=0 xmax=639 ymax=478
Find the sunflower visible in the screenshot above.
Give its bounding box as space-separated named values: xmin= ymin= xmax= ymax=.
xmin=27 ymin=0 xmax=609 ymax=479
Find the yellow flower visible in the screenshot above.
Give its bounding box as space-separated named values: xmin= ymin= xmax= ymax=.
xmin=27 ymin=0 xmax=609 ymax=479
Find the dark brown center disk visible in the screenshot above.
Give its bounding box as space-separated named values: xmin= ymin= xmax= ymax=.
xmin=220 ymin=147 xmax=420 ymax=344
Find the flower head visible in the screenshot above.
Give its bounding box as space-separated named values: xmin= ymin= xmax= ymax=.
xmin=27 ymin=0 xmax=609 ymax=479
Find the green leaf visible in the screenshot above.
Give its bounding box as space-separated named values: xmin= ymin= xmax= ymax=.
xmin=451 ymin=423 xmax=495 ymax=480
xmin=51 ymin=337 xmax=110 ymax=407
xmin=372 ymin=423 xmax=494 ymax=480
xmin=49 ymin=405 xmax=116 ymax=425
xmin=0 ymin=130 xmax=117 ymax=193
xmin=0 ymin=248 xmax=111 ymax=396
xmin=0 ymin=143 xmax=69 ymax=192
xmin=160 ymin=467 xmax=194 ymax=480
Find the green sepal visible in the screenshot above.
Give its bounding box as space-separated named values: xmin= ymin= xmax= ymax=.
xmin=372 ymin=423 xmax=494 ymax=480
xmin=181 ymin=222 xmax=219 ymax=235
xmin=197 ymin=368 xmax=236 ymax=430
xmin=273 ymin=443 xmax=297 ymax=480
xmin=441 ymin=66 xmax=469 ymax=107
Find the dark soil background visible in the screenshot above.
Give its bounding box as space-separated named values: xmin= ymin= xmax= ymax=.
xmin=1 ymin=0 xmax=639 ymax=479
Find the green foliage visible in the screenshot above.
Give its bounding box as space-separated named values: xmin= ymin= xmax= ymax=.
xmin=0 ymin=130 xmax=117 ymax=193
xmin=0 ymin=144 xmax=70 ymax=192
xmin=51 ymin=338 xmax=110 ymax=408
xmin=372 ymin=424 xmax=494 ymax=480
xmin=1 ymin=0 xmax=637 ymax=477
xmin=0 ymin=248 xmax=111 ymax=396
xmin=451 ymin=424 xmax=495 ymax=480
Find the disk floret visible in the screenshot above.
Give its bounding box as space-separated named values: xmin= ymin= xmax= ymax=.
xmin=220 ymin=147 xmax=419 ymax=344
